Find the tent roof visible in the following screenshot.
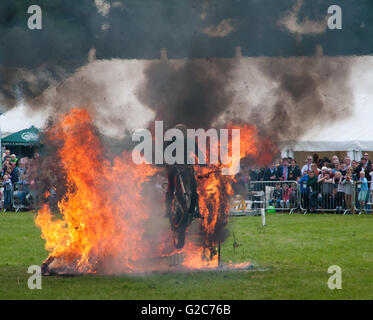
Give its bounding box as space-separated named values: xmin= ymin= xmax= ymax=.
xmin=281 ymin=103 xmax=373 ymax=152
xmin=2 ymin=126 xmax=40 ymax=146
xmin=281 ymin=140 xmax=373 ymax=152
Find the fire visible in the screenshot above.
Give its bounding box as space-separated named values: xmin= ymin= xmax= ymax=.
xmin=35 ymin=109 xmax=275 ymax=274
xmin=35 ymin=109 xmax=157 ymax=274
xmin=178 ymin=124 xmax=276 ymax=269
xmin=181 ymin=241 xmax=218 ymax=269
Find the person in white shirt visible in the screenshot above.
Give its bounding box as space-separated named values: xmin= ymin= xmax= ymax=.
xmin=301 ymin=155 xmax=313 ymax=175
xmin=344 ymin=156 xmax=352 ymax=169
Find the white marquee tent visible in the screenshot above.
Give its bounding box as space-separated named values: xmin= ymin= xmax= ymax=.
xmin=280 ymin=104 xmax=373 ymax=161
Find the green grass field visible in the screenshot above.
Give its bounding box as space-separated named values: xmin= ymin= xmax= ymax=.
xmin=0 ymin=211 xmax=372 ymax=300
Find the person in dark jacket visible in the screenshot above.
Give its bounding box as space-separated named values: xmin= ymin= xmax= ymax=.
xmin=278 ymin=158 xmax=290 ymax=181
xmin=351 ymin=160 xmax=360 ymax=181
xmin=263 ymin=163 xmax=279 ymax=181
xmin=357 ymin=158 xmax=371 ymax=181
xmin=307 ymin=171 xmax=318 ymax=212
xmin=249 ymin=167 xmax=264 ymax=181
xmin=363 ymin=152 xmax=372 ymax=168
xmin=288 ymin=159 xmax=301 ymax=181
xmin=10 ymin=161 xmax=19 ymax=185
xmin=2 ymin=174 xmax=13 ymax=211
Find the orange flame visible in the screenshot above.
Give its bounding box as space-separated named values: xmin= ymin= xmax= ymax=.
xmin=35 ymin=110 xmax=275 ymax=273
xmin=179 ymin=124 xmax=276 ymax=269
xmin=35 ymin=109 xmax=157 ymax=273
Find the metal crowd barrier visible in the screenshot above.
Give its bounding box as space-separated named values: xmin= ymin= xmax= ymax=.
xmin=230 ymin=180 xmax=299 ymax=215
xmin=1 ymin=184 xmax=14 ymax=211
xmin=13 ymin=183 xmax=25 ymax=212
xmin=230 ymin=179 xmax=373 ymax=215
xmin=298 ymin=179 xmax=355 ymax=215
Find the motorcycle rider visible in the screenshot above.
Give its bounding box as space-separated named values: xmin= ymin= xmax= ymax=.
xmin=165 ymin=123 xmax=202 ymax=220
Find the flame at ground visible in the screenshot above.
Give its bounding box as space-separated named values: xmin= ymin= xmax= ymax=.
xmin=35 ymin=111 xmax=274 ymax=274
xmin=35 ymin=109 xmax=157 ymax=274
xmin=176 ymin=124 xmax=276 ymax=270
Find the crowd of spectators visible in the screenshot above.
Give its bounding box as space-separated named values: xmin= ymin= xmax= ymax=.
xmin=0 ymin=150 xmax=37 ymax=212
xmin=3 ymin=148 xmax=373 ymax=214
xmin=234 ymin=153 xmax=373 ymax=214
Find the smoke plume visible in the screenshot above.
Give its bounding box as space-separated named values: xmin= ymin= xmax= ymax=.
xmin=245 ymin=55 xmax=353 ymax=143
xmin=137 ymin=54 xmax=353 ymax=145
xmin=138 ymin=58 xmax=235 ymax=130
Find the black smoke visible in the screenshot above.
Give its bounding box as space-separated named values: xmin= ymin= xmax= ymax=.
xmin=1 ymin=0 xmax=371 ymax=112
xmin=247 ymin=56 xmax=354 ymax=143
xmin=138 ymin=58 xmax=235 ymax=130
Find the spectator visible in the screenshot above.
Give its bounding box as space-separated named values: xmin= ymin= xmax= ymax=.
xmin=311 ymin=163 xmax=320 ymax=177
xmin=278 ymin=158 xmax=290 ymax=181
xmin=326 ymin=162 xmax=334 ymax=171
xmin=9 ymin=154 xmax=18 ymax=164
xmin=331 ymin=161 xmax=340 ymax=176
xmin=276 ymin=159 xmax=283 ymax=169
xmin=301 ymin=155 xmax=313 ymax=175
xmin=358 ymin=158 xmax=371 ymax=181
xmin=263 ymin=163 xmax=279 ymax=182
xmin=2 ymin=174 xmax=13 ymax=212
xmin=363 ymin=152 xmax=372 ymax=168
xmin=281 ymin=183 xmax=292 ymax=209
xmin=298 ymin=171 xmax=309 ymax=210
xmin=288 ymin=159 xmax=301 ymax=181
xmin=1 ymin=159 xmax=10 ymax=177
xmin=290 ymin=182 xmax=298 ymax=208
xmin=318 ymin=166 xmax=330 ymax=180
xmin=342 ymin=169 xmax=354 ymax=213
xmin=269 ymin=183 xmax=282 ymax=208
xmin=2 ymin=150 xmax=10 ymax=163
xmin=249 ymin=166 xmax=264 ymax=182
xmin=319 ymin=157 xmax=331 ymax=168
xmin=312 ymin=154 xmax=320 ymax=167
xmin=10 ymin=162 xmax=19 ymax=185
xmin=357 ymin=171 xmax=369 ymax=213
xmin=344 ymin=156 xmax=352 ymax=169
xmin=338 ymin=162 xmax=347 ymax=177
xmin=351 ymin=160 xmax=360 ymax=181
xmin=318 ymin=170 xmax=334 ymax=210
xmin=369 ymin=167 xmax=373 ymax=205
xmin=5 ymin=166 xmax=12 ymax=178
xmin=334 ymin=171 xmax=344 ymax=212
xmin=307 ymin=171 xmax=318 ymax=212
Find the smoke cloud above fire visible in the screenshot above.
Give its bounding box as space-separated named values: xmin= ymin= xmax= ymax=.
xmin=138 ymin=53 xmax=353 ymax=145
xmin=138 ymin=58 xmax=235 ymax=130
xmin=5 ymin=53 xmax=354 ymax=149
